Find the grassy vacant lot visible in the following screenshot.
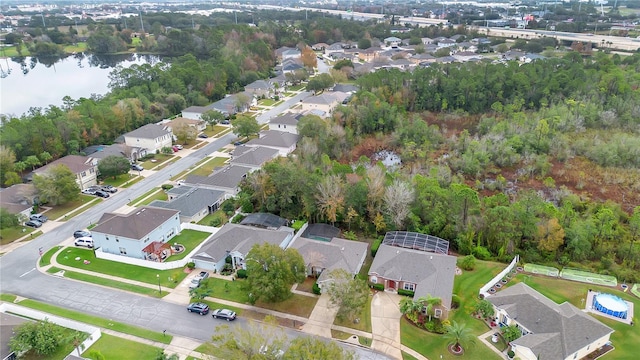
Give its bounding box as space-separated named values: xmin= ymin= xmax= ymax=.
xmin=0 ymin=226 xmax=37 ymax=245
xmin=55 ymin=247 xmax=187 ymax=288
xmin=507 ymin=274 xmax=639 ymax=360
xmin=189 ymin=157 xmax=229 ymax=176
xmin=45 ymin=195 xmax=100 ymax=220
xmin=83 ymin=333 xmax=163 ymax=360
xmin=16 ymin=298 xmax=171 ymax=344
xmin=400 ymin=259 xmax=504 ymax=360
xmin=47 ymin=266 xmax=160 ymax=297
xmin=204 ymin=277 xmax=317 ymax=318
xmin=334 ymin=293 xmax=372 ymax=333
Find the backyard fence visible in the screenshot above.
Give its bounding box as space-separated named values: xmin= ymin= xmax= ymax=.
xmin=480 ymin=255 xmax=519 ymax=298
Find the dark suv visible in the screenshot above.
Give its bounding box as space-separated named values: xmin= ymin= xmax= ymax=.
xmin=187 ymin=302 xmax=210 ymax=315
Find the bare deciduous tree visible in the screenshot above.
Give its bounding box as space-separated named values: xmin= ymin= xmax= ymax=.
xmin=383 ymin=179 xmax=415 ymax=229
xmin=316 ymin=174 xmax=344 ymax=225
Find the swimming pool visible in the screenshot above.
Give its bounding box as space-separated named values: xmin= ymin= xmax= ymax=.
xmin=593 ymin=293 xmax=628 ymax=319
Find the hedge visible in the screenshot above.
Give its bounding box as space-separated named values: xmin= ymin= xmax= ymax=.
xmin=312 ymin=283 xmax=321 ymax=295
xmin=236 ymin=269 xmax=247 ymax=278
xmin=398 ymin=289 xmax=415 ymax=297
xmin=370 ymin=283 xmax=384 ymax=291
xmin=371 ymin=237 xmax=383 ymax=257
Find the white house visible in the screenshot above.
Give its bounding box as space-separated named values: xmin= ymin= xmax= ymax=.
xmin=91 ymin=207 xmax=181 ymax=261
xmin=487 ymin=283 xmax=614 ymax=360
xmin=268 ymin=113 xmax=300 ymax=134
xmin=245 ymin=130 xmax=299 ymax=157
xmin=123 ymin=124 xmax=173 ymax=154
xmin=33 ymin=155 xmax=98 ymax=190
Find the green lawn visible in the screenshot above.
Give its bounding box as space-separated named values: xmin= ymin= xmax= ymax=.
xmin=64 ymin=42 xmax=87 ymax=53
xmin=55 ymin=247 xmax=188 ymax=288
xmin=0 ymin=46 xmax=30 ymax=57
xmin=258 ymin=98 xmax=277 ymax=106
xmin=0 ymin=293 xmax=17 ymax=302
xmin=130 ymin=188 xmax=159 ymax=206
xmin=102 ymin=174 xmax=134 ymax=187
xmin=140 ymin=154 xmax=174 ymax=169
xmin=138 ymin=190 xmax=168 ymax=206
xmin=40 ymin=246 xmax=62 ymax=266
xmin=45 ymin=195 xmax=100 ymax=220
xmin=16 ymin=298 xmax=171 ymax=344
xmin=47 ymin=267 xmax=161 ymax=297
xmin=400 ymin=259 xmax=504 ymax=360
xmin=121 ymin=176 xmax=143 ymax=188
xmin=164 ymin=229 xmax=210 ymax=261
xmin=204 ymin=277 xmax=317 ymax=317
xmin=334 ymin=293 xmax=372 ymax=333
xmin=402 ymin=351 xmax=419 ymax=360
xmin=508 ymin=274 xmax=640 ymax=360
xmin=289 ymin=84 xmax=305 ymax=91
xmin=189 ymin=157 xmax=229 ymax=176
xmin=0 ymin=226 xmax=37 ymax=245
xmin=197 ymin=209 xmax=229 ymax=226
xmin=83 ymin=333 xmax=164 ymax=360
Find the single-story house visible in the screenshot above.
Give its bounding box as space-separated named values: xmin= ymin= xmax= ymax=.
xmin=92 ymin=207 xmax=181 ymax=261
xmin=312 ymin=43 xmax=329 ymax=51
xmin=123 ymin=123 xmax=173 ymax=155
xmin=240 ymin=212 xmax=288 ymax=230
xmin=390 ymin=58 xmax=415 ymax=71
xmin=331 ymin=84 xmax=358 ymax=94
xmin=268 ymin=113 xmax=301 ymax=134
xmin=487 ymin=283 xmax=614 ymax=360
xmin=324 ymin=43 xmax=345 ymax=56
xmin=0 ymin=184 xmax=37 ymax=218
xmin=33 ymin=155 xmax=98 ymax=190
xmin=281 ymin=58 xmax=304 ymax=74
xmin=452 ymin=51 xmax=483 ymax=62
xmin=369 ymin=242 xmax=456 ymax=318
xmin=274 ymin=46 xmax=294 ymax=61
xmin=230 ymin=146 xmax=279 ymax=170
xmin=384 ymin=36 xmax=402 ymax=47
xmin=410 ymin=53 xmax=436 ymax=65
xmin=436 ymin=38 xmax=457 ymax=49
xmin=181 ymin=106 xmax=209 ymax=120
xmin=184 ymin=165 xmax=251 ymax=196
xmin=245 ymin=130 xmax=299 ymax=157
xmin=209 ymin=92 xmax=255 ymax=118
xmin=281 ymin=48 xmax=301 ymax=60
xmin=148 ymin=186 xmax=225 ymax=224
xmin=191 ymin=223 xmax=294 ymax=273
xmin=503 ymin=50 xmax=526 ymax=61
xmin=1 ymin=312 xmax=30 ymax=360
xmin=520 ymin=53 xmax=546 ymax=63
xmin=289 ymin=236 xmax=368 ymax=291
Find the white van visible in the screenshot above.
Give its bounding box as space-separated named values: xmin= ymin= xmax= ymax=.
xmin=74 ymin=237 xmax=94 ymax=248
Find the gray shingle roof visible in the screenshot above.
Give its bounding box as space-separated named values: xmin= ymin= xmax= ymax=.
xmin=245 ymin=80 xmax=271 ymax=91
xmin=303 ymin=93 xmax=338 ymax=106
xmin=369 ymin=244 xmax=456 ymax=307
xmin=231 ymin=146 xmax=279 ymax=168
xmin=184 ymin=165 xmax=251 ymax=190
xmin=193 ymin=223 xmax=292 ymax=263
xmin=124 ymin=123 xmax=171 ymax=140
xmin=33 ymin=155 xmax=93 ymax=175
xmin=93 ymin=207 xmax=179 ymax=240
xmin=291 ymin=237 xmax=368 ymax=283
xmin=246 ymin=131 xmax=298 ymax=149
xmin=148 ymin=186 xmax=224 ymax=217
xmin=269 ymin=113 xmax=300 ymax=126
xmin=487 ymin=283 xmax=614 ymax=360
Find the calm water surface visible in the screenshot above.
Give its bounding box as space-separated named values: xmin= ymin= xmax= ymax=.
xmin=0 ymin=53 xmax=159 ymax=117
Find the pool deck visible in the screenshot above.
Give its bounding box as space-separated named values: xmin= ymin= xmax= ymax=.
xmin=584 ymin=290 xmax=634 ymax=325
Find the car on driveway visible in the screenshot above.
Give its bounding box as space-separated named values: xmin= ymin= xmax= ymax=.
xmin=101 ymin=185 xmax=118 ymax=193
xmin=195 ymin=271 xmax=209 ymax=281
xmin=187 ymin=302 xmax=210 ymax=315
xmin=74 ymin=230 xmax=91 ymax=238
xmin=189 ymin=277 xmax=202 ymax=289
xmin=82 ymin=188 xmax=97 ymax=195
xmin=95 ymin=190 xmax=110 ymax=198
xmin=221 ymin=120 xmax=230 ymax=125
xmin=25 ymin=220 xmax=42 ymax=228
xmin=74 ymin=237 xmax=93 ymax=248
xmin=30 ymin=214 xmax=48 ymax=223
xmin=174 ymin=144 xmax=183 ymax=150
xmin=131 ymin=164 xmax=144 ymax=171
xmin=211 ymin=309 xmax=236 ymax=321
xmin=198 ymin=133 xmax=208 ymax=139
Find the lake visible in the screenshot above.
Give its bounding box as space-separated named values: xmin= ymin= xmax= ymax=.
xmin=0 ymin=53 xmax=160 ymax=117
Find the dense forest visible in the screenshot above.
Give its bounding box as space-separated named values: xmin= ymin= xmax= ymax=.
xmin=1 ymin=13 xmax=639 ymax=282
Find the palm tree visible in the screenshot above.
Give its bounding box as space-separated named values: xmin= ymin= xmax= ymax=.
xmin=418 ymin=295 xmax=442 ymax=322
xmin=399 ymin=298 xmax=422 ymax=323
xmin=443 ymin=321 xmax=475 ymax=353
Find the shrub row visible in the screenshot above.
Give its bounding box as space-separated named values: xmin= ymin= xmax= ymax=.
xmin=370 ymin=283 xmax=384 ymax=291
xmin=371 ymin=237 xmax=383 ymax=257
xmin=398 ymin=289 xmax=415 ymax=297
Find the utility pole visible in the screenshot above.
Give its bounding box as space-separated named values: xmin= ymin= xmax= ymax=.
xmin=139 ymin=11 xmax=145 ymax=33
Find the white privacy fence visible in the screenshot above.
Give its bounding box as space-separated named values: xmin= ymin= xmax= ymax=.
xmin=479 ymin=255 xmax=520 ymax=298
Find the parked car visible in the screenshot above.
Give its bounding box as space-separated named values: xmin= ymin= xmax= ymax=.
xmin=101 ymin=185 xmax=118 ymax=193
xmin=74 ymin=237 xmax=93 ymax=248
xmin=131 ymin=164 xmax=144 ymax=171
xmin=73 ymin=230 xmax=91 ymax=238
xmin=198 ymin=133 xmax=209 ymax=139
xmin=187 ymin=302 xmax=210 ymax=315
xmin=211 ymin=309 xmax=236 ymax=321
xmin=233 ymin=141 xmax=243 ymax=146
xmin=172 ymin=146 xmax=180 ymax=152
xmin=95 ymin=190 xmax=110 ymax=198
xmin=82 ymin=188 xmax=97 ymax=195
xmin=195 ymin=271 xmax=209 ymax=281
xmin=188 ymin=278 xmax=202 ymax=289
xmin=174 ymin=144 xmax=183 ymax=150
xmin=221 ymin=120 xmax=230 ymax=125
xmin=25 ymin=220 xmax=42 ymax=228
xmin=29 ymin=214 xmax=48 ymax=223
